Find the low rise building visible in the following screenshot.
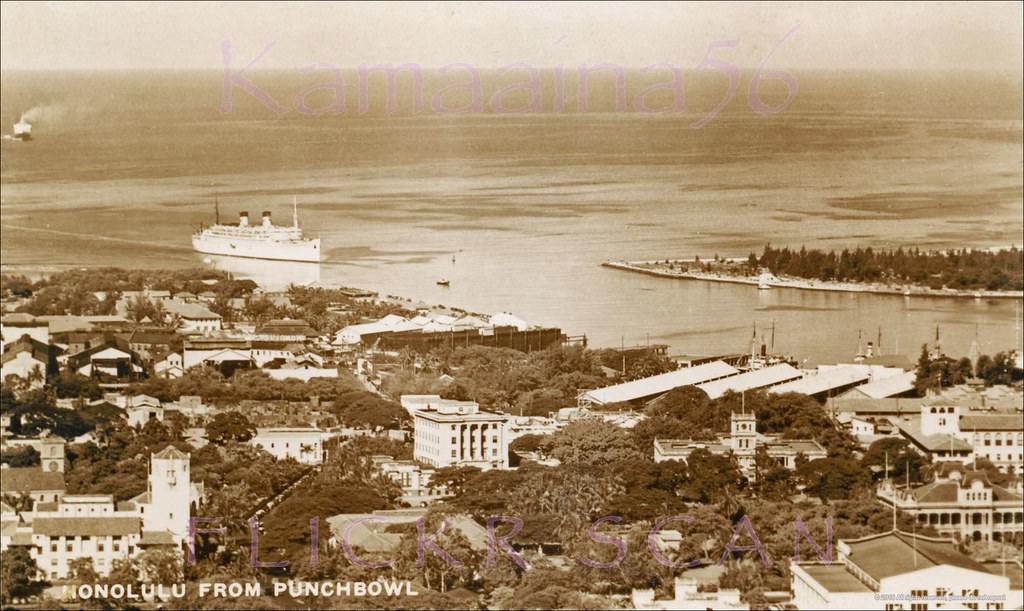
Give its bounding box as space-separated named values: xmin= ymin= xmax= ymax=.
xmin=370 ymin=455 xmax=449 ymax=506
xmin=0 ymin=313 xmax=50 ymax=351
xmin=0 ymin=465 xmax=66 ymax=504
xmin=632 ymin=576 xmax=746 ymax=610
xmin=161 ymin=300 xmax=222 ymax=334
xmin=250 ymin=428 xmax=325 ymax=464
xmin=1 ymin=335 xmax=62 ymax=388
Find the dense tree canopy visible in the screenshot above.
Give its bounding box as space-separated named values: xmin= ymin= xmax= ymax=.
xmin=754 ymin=244 xmax=1023 ymax=291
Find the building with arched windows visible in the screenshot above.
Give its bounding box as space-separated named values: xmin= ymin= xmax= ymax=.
xmin=877 ymin=462 xmax=1024 ymax=544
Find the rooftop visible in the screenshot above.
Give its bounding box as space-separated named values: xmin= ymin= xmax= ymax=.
xmin=891 ymin=419 xmax=973 ymax=453
xmin=583 ymin=361 xmax=739 ymax=405
xmin=843 ymin=531 xmax=989 ymax=582
xmin=958 ymin=414 xmax=1023 ymax=432
xmin=32 ymin=516 xmax=140 ymax=537
xmin=845 ymin=371 xmax=916 ymax=399
xmin=153 ymin=445 xmax=189 ymax=460
xmin=770 ymin=365 xmax=869 ymax=396
xmin=0 ymin=467 xmax=66 ymax=494
xmin=696 ymin=363 xmax=803 ymax=399
xmin=796 ymin=563 xmax=872 ymax=593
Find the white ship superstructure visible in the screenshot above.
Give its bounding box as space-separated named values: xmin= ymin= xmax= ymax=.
xmin=192 ymin=200 xmax=320 ymax=263
xmin=12 ymin=120 xmax=32 ymax=141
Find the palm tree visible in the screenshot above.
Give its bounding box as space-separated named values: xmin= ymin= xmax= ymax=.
xmin=26 ymin=365 xmax=45 ymax=390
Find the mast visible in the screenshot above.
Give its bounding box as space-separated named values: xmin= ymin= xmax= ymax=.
xmin=214 ymin=194 xmax=220 ymax=225
xmin=293 ymin=196 xmax=299 ymax=228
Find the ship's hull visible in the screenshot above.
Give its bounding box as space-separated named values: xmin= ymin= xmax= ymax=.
xmin=192 ymin=234 xmax=321 ymax=263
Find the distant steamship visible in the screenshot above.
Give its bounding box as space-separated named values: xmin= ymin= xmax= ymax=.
xmin=192 ymin=199 xmax=321 ymax=263
xmin=13 ymin=120 xmax=32 ymax=141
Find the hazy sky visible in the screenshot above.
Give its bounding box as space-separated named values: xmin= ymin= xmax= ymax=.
xmin=1 ymin=1 xmax=1022 ymax=71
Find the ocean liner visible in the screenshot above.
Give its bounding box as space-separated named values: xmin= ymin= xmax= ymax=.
xmin=192 ymin=199 xmax=321 ymax=263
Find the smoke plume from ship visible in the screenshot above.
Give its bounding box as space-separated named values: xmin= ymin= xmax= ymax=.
xmin=4 ymin=104 xmax=69 ymax=141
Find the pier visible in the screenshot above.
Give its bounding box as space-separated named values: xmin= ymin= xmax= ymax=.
xmin=602 ymin=260 xmax=1024 ymax=300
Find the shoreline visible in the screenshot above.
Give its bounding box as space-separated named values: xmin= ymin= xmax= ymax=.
xmin=602 ymin=260 xmax=1024 ymax=300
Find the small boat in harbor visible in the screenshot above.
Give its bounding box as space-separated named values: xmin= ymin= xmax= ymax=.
xmin=436 ymin=279 xmax=450 ymax=286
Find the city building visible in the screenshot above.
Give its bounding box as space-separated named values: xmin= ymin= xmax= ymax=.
xmin=632 ymin=576 xmax=746 ymax=610
xmin=125 ymin=395 xmax=165 ymax=428
xmin=127 ymin=327 xmax=178 ymax=361
xmin=1 ymin=446 xmax=195 ymax=579
xmin=654 ymin=412 xmax=827 ymax=481
xmin=253 ymin=319 xmax=320 ymax=342
xmin=955 ymin=413 xmax=1023 ymax=475
xmin=65 ymin=336 xmax=146 ymax=382
xmin=891 ymin=404 xmax=976 ymax=464
xmin=370 ymin=455 xmax=449 ymax=506
xmin=326 ymin=508 xmax=488 ymax=554
xmin=0 ymin=313 xmax=51 ymax=351
xmin=877 ymin=462 xmax=1024 ymax=544
xmin=162 ymin=300 xmax=222 ymax=334
xmin=155 ymin=352 xmax=184 ymax=378
xmin=892 ymin=403 xmax=1023 ymax=474
xmin=0 ymin=334 xmax=62 ymax=388
xmin=0 ymin=465 xmax=66 ymax=504
xmin=250 ymin=428 xmax=325 ymax=464
xmin=413 ymin=400 xmax=509 ymax=470
xmin=790 ymin=530 xmax=1023 ymax=610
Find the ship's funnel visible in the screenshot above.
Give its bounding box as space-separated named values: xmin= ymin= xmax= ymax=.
xmin=239 ymin=211 xmax=249 ymax=227
xmin=262 ymin=211 xmax=272 ymax=227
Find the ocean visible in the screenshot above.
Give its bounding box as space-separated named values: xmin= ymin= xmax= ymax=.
xmin=1 ymin=69 xmax=1022 ymax=363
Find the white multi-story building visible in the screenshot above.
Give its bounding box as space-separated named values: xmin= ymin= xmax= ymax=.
xmin=955 ymin=413 xmax=1023 ymax=475
xmin=901 ymin=404 xmax=1024 ymax=475
xmin=790 ymin=530 xmax=1023 ymax=610
xmin=2 ymin=446 xmax=197 ymax=580
xmin=877 ymin=462 xmax=1023 ymax=544
xmin=413 ymin=401 xmax=509 ymax=470
xmin=250 ymin=428 xmax=325 ymax=465
xmin=371 ymin=455 xmax=449 ymax=505
xmin=139 ymin=446 xmax=193 ymax=543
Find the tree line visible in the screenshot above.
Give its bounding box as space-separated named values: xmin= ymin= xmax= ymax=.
xmin=752 ymin=244 xmax=1023 ymax=291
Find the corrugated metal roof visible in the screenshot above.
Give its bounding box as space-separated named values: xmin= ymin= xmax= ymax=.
xmin=582 ymin=361 xmax=739 ymax=405
xmin=696 ymin=363 xmax=803 ymax=399
xmin=846 ymin=371 xmax=916 ymax=399
xmin=770 ymin=366 xmax=869 ymax=396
